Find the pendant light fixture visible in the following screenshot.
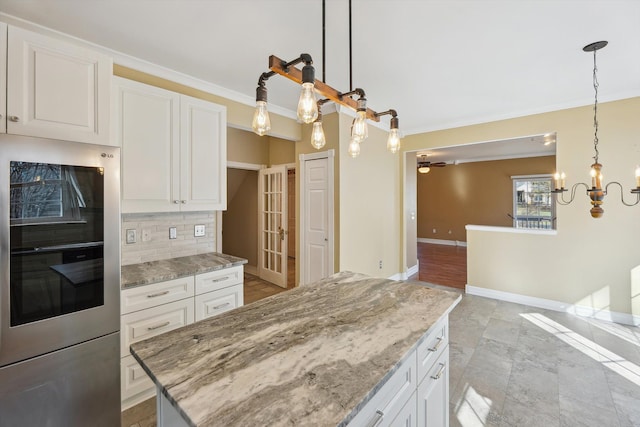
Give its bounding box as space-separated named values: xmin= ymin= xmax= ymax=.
xmin=552 ymin=41 xmax=640 ymax=217
xmin=251 ymin=0 xmax=401 ymax=158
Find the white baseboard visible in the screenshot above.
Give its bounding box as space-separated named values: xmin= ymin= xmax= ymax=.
xmin=244 ymin=264 xmax=258 ymax=276
xmin=417 ymin=238 xmax=467 ymax=247
xmin=465 ymin=285 xmax=640 ymax=326
xmin=388 ymin=263 xmax=420 ymax=281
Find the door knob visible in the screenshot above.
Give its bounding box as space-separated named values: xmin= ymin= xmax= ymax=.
xmin=8 ymin=115 xmax=20 ymax=122
xmin=278 ymin=227 xmax=285 ymax=241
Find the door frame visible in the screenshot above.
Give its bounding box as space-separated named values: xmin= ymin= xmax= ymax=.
xmin=217 ymin=161 xmax=266 ymax=267
xmin=299 ymin=149 xmax=335 ymax=286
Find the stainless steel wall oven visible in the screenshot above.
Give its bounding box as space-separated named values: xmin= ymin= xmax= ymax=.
xmin=0 ymin=135 xmax=121 ymax=426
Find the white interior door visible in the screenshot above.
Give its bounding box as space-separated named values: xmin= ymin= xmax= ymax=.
xmin=258 ymin=166 xmax=287 ymax=288
xmin=303 ymin=157 xmax=329 ymax=285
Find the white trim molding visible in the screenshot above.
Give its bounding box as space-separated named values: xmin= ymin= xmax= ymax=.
xmin=417 ymin=238 xmax=467 ymax=247
xmin=227 ymin=161 xmax=266 ymax=171
xmin=388 ymin=263 xmax=419 ymax=281
xmin=466 ymin=285 xmax=640 ymax=326
xmin=466 ymin=224 xmax=557 ymax=236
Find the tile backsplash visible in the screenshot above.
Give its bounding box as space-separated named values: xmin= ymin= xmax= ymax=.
xmin=121 ymin=211 xmax=217 ymax=266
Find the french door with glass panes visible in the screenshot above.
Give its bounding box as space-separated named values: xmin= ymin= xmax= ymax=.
xmin=258 ymin=166 xmax=287 ymax=288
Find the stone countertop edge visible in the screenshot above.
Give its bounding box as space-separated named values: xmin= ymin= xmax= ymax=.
xmin=121 ymin=252 xmax=248 ymax=289
xmin=130 ymin=272 xmax=462 ymax=427
xmin=336 ymin=292 xmax=461 ymax=427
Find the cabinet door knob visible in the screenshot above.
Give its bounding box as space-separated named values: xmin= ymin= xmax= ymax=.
xmin=173 ymin=200 xmax=180 ymax=204
xmin=181 ymin=200 xmax=187 ymax=204
xmin=8 ymin=115 xmax=20 ymax=122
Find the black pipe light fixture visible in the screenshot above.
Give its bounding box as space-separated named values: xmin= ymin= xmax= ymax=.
xmin=551 ymin=41 xmax=640 ymax=218
xmin=251 ymin=54 xmax=401 ymax=158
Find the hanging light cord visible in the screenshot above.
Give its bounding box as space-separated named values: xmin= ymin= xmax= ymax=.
xmin=592 ymin=49 xmax=600 ymax=163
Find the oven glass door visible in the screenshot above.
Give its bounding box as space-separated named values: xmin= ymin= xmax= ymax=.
xmin=9 ymin=161 xmax=105 ymax=326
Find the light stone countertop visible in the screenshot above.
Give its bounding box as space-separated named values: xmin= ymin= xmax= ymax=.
xmin=121 ymin=252 xmax=247 ymax=289
xmin=130 ymin=271 xmax=461 ymax=426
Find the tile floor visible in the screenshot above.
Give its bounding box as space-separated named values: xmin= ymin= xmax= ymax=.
xmin=123 ymin=281 xmax=640 ymax=427
xmin=448 ymin=294 xmax=640 ymax=427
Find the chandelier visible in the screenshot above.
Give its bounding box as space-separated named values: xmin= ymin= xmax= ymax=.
xmin=551 ymin=41 xmax=640 ymax=218
xmin=251 ymin=1 xmax=400 ymax=158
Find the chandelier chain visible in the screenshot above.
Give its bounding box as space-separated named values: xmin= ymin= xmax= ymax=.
xmin=592 ymin=49 xmax=600 ymax=163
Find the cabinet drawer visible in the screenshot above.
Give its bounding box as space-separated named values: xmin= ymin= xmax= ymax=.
xmin=121 ymin=354 xmax=154 ymax=402
xmin=417 ymin=346 xmax=449 ymax=427
xmin=195 ymin=266 xmax=242 ymax=295
xmin=121 ymin=276 xmax=195 ymax=314
xmin=195 ymin=284 xmax=243 ymax=322
xmin=348 ymin=351 xmax=417 ymax=427
xmin=390 ymin=390 xmax=417 ymax=427
xmin=416 ymin=317 xmax=448 ymax=383
xmin=121 ymin=298 xmax=194 ymax=357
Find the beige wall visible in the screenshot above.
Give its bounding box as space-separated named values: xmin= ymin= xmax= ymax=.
xmin=418 ymin=156 xmax=555 ymax=242
xmin=113 ymin=65 xmax=301 ymax=141
xmin=338 ymin=114 xmax=402 ymax=278
xmin=223 ymin=169 xmax=258 ymax=267
xmin=227 ymin=127 xmax=269 ymax=165
xmin=269 ymin=137 xmax=296 ymax=165
xmin=404 ymin=97 xmax=640 ymax=318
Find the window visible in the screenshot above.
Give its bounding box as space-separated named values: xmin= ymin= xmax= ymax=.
xmin=512 ymin=175 xmax=555 ymax=230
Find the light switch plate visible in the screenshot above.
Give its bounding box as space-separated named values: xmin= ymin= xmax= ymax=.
xmin=169 ymin=227 xmax=177 ymax=239
xmin=194 ymin=225 xmax=205 ymax=237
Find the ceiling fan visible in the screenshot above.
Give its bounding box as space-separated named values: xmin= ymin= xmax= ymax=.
xmin=417 ymin=155 xmax=447 ymax=174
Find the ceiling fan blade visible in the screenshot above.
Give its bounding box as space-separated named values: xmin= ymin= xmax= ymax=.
xmin=432 ymin=162 xmax=447 ymax=167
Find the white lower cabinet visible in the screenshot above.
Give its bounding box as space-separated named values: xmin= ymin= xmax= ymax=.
xmin=120 ymin=265 xmax=243 ymax=410
xmin=417 ymin=346 xmax=449 ymax=427
xmin=348 ymin=316 xmax=450 ymax=427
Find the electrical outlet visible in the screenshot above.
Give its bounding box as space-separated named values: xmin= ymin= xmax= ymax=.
xmin=194 ymin=225 xmax=206 ymax=237
xmin=448 ymin=230 xmax=452 ymax=235
xmin=142 ymin=228 xmax=152 ymax=242
xmin=432 ymin=228 xmax=437 ymax=234
xmin=125 ymin=229 xmax=136 ymax=244
xmin=169 ymin=227 xmax=177 ymax=239
xmin=379 ymin=260 xmax=383 ymax=269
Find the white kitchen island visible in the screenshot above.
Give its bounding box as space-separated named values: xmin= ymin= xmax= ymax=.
xmin=130 ymin=271 xmax=461 ymax=426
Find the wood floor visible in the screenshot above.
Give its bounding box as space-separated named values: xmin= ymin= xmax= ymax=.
xmin=415 ymin=242 xmax=467 ymax=289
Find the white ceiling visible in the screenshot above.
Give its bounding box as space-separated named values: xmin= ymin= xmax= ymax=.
xmin=2 ymin=0 xmax=639 ymax=151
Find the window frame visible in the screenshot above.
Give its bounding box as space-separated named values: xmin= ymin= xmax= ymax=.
xmin=511 ymin=174 xmax=555 ymax=230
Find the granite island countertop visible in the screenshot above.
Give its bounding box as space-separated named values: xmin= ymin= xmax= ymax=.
xmin=121 ymin=252 xmax=247 ymax=289
xmin=130 ymin=271 xmax=461 ymax=427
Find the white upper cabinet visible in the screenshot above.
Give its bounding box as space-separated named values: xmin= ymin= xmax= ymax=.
xmin=6 ymin=26 xmax=112 ymax=145
xmin=114 ymin=77 xmax=227 ymax=213
xmin=0 ymin=23 xmax=7 ymax=134
xmin=180 ymin=96 xmax=227 ymax=211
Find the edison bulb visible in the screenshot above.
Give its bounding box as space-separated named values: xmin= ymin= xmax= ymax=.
xmin=351 ymin=110 xmax=368 ymax=142
xmin=311 ymin=121 xmax=326 ymax=149
xmin=386 ymin=128 xmax=401 ymax=153
xmin=348 ymin=139 xmax=361 ymax=158
xmin=252 ymin=101 xmax=271 ymax=136
xmin=297 ymin=82 xmax=318 ymax=123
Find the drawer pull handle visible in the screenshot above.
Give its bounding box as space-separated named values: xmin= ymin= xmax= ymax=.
xmin=365 ymin=410 xmax=384 ymax=427
xmin=211 ymin=277 xmax=229 ymax=283
xmin=431 ymin=362 xmax=446 ymax=380
xmin=212 ymin=302 xmax=231 ymax=310
xmin=428 ymin=336 xmax=444 ymax=352
xmin=146 ymin=290 xmax=170 ymax=298
xmin=147 ymin=321 xmax=171 ymax=331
